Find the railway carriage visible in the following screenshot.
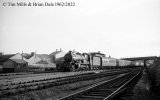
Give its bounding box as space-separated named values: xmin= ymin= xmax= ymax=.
xmin=118 ymin=60 xmax=132 ymax=68
xmin=91 ymin=56 xmax=117 ymax=69
xmin=108 ymin=58 xmax=117 ymax=68
xmin=101 ymin=57 xmax=109 ymax=69
xmin=101 ymin=57 xmax=117 ymax=69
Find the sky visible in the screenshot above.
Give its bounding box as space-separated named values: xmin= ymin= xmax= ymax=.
xmin=0 ymin=0 xmax=160 ymax=58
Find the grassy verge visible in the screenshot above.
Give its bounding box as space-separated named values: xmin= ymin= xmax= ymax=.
xmin=133 ymin=69 xmax=151 ymax=100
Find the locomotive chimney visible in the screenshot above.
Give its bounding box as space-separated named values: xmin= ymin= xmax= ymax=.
xmin=73 ymin=49 xmax=75 ymax=53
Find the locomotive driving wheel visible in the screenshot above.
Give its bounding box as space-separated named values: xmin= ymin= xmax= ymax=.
xmin=70 ymin=65 xmax=76 ymax=72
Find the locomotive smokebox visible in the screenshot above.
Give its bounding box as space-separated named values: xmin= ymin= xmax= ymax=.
xmin=64 ymin=51 xmax=72 ymax=62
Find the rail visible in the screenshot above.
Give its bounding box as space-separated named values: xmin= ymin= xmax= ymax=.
xmin=59 ymin=69 xmax=141 ymax=100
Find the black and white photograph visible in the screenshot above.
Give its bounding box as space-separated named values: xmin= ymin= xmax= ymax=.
xmin=0 ymin=0 xmax=160 ymax=100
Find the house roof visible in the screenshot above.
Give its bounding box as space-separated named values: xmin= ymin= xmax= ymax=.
xmin=10 ymin=59 xmax=27 ymax=64
xmin=36 ymin=60 xmax=48 ymax=64
xmin=27 ymin=54 xmax=41 ymax=64
xmin=0 ymin=54 xmax=15 ymax=62
xmin=49 ymin=51 xmax=61 ymax=56
xmin=0 ymin=53 xmax=29 ymax=64
xmin=37 ymin=54 xmax=49 ymax=60
xmin=27 ymin=54 xmax=56 ymax=67
xmin=55 ymin=57 xmax=64 ymax=62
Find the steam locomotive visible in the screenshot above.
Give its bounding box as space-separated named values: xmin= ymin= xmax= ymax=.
xmin=55 ymin=51 xmax=143 ymax=72
xmin=56 ymin=51 xmax=87 ymax=71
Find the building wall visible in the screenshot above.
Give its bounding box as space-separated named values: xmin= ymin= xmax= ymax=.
xmin=14 ymin=66 xmax=27 ymax=72
xmin=3 ymin=60 xmax=15 ymax=68
xmin=2 ymin=60 xmax=15 ymax=73
xmin=0 ymin=65 xmax=3 ymax=72
xmin=2 ymin=60 xmax=28 ymax=73
xmin=32 ymin=64 xmax=50 ymax=68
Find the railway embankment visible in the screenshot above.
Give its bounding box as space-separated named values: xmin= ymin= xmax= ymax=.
xmin=133 ymin=61 xmax=160 ymax=100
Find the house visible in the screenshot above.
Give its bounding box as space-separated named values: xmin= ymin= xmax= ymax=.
xmin=37 ymin=54 xmax=56 ymax=68
xmin=3 ymin=59 xmax=28 ymax=73
xmin=49 ymin=50 xmax=67 ymax=62
xmin=27 ymin=53 xmax=41 ymax=66
xmin=35 ymin=60 xmax=49 ymax=67
xmin=49 ymin=51 xmax=61 ymax=62
xmin=0 ymin=54 xmax=14 ymax=65
xmin=0 ymin=53 xmax=28 ymax=73
xmin=27 ymin=52 xmax=56 ymax=68
xmin=10 ymin=53 xmax=28 ymax=61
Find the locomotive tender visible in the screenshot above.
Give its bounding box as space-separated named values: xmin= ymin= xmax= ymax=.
xmin=55 ymin=51 xmax=142 ymax=72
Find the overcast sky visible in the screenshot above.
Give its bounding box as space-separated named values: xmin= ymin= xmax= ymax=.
xmin=0 ymin=0 xmax=160 ymax=58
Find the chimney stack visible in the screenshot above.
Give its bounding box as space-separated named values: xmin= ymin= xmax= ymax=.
xmin=0 ymin=52 xmax=4 ymax=56
xmin=22 ymin=51 xmax=24 ymax=60
xmin=31 ymin=52 xmax=36 ymax=57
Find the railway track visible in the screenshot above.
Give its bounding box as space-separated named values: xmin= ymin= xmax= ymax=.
xmin=0 ymin=69 xmax=133 ymax=86
xmin=0 ymin=69 xmax=134 ymax=98
xmin=59 ymin=69 xmax=142 ymax=100
xmin=0 ymin=72 xmax=31 ymax=76
xmin=0 ymin=71 xmax=109 ymax=87
xmin=111 ymin=71 xmax=142 ymax=100
xmin=0 ymin=68 xmax=137 ymax=77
